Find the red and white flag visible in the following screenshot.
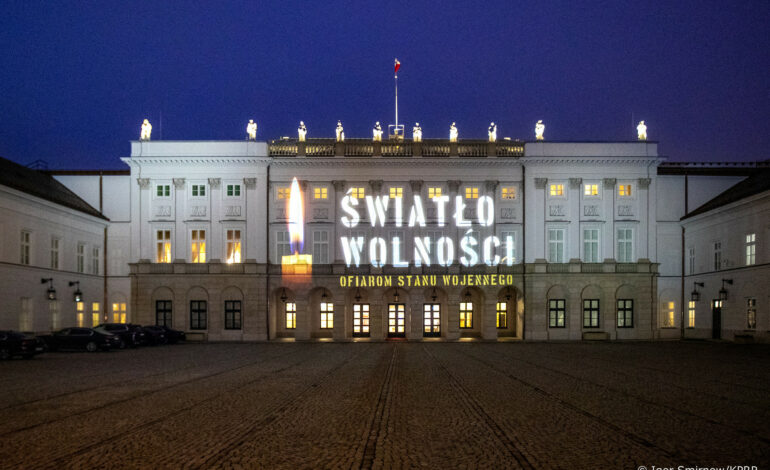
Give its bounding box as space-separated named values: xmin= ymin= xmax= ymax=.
xmin=394 ymin=58 xmax=401 ymax=76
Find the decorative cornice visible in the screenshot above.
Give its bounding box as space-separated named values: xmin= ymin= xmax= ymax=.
xmin=534 ymin=178 xmax=547 ymax=189
xmin=137 ymin=178 xmax=150 ymax=189
xmin=568 ymin=177 xmax=582 ymax=189
xmin=638 ymin=178 xmax=651 ymax=189
xmin=173 ymin=178 xmax=186 ymax=189
xmin=603 ymin=178 xmax=617 ymax=189
xmin=208 ymin=178 xmax=221 ymax=189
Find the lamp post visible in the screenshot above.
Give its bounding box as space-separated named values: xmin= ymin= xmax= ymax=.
xmin=690 ymin=282 xmax=704 ymax=302
xmin=68 ymin=281 xmax=83 ymax=303
xmin=40 ymin=278 xmax=56 ymax=300
xmin=719 ymin=279 xmax=733 ymax=301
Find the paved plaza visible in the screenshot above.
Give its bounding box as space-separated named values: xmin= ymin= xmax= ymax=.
xmin=0 ymin=341 xmax=768 ymax=469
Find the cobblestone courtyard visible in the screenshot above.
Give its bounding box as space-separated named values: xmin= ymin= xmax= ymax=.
xmin=0 ymin=342 xmax=768 ymax=469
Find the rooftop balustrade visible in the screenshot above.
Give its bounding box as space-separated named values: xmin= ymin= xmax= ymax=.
xmin=268 ymin=138 xmax=524 ymax=158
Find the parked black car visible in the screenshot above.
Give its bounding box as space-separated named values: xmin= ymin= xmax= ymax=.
xmin=96 ymin=323 xmax=141 ymax=348
xmin=40 ymin=327 xmax=121 ymax=352
xmin=126 ymin=324 xmax=148 ymax=345
xmin=140 ymin=325 xmax=168 ymax=345
xmin=157 ymin=325 xmax=186 ymax=344
xmin=0 ymin=331 xmax=45 ymax=359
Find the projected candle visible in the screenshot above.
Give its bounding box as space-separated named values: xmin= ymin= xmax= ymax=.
xmin=281 ymin=177 xmax=312 ymax=276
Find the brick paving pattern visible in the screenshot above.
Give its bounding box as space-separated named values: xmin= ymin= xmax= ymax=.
xmin=0 ymin=342 xmax=768 ymax=469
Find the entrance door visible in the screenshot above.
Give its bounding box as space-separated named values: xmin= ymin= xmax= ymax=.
xmin=423 ymin=303 xmax=440 ymax=337
xmin=712 ymin=300 xmax=722 ymax=339
xmin=388 ymin=303 xmax=405 ymax=338
xmin=353 ymin=303 xmax=370 ymax=337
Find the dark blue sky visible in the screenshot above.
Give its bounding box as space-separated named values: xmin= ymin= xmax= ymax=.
xmin=1 ymin=1 xmax=768 ymax=169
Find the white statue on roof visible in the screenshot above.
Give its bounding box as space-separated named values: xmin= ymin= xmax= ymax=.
xmin=535 ymin=120 xmax=545 ymax=141
xmin=335 ymin=121 xmax=345 ymax=142
xmin=488 ymin=122 xmax=497 ymax=143
xmin=413 ymin=123 xmax=422 ymax=142
xmin=637 ymin=120 xmax=647 ymax=141
xmin=373 ymin=122 xmax=383 ymax=142
xmin=246 ymin=119 xmax=257 ymax=140
xmin=298 ymin=121 xmax=307 ymax=142
xmin=449 ymin=122 xmax=458 ymax=142
xmin=140 ymin=119 xmax=152 ymax=141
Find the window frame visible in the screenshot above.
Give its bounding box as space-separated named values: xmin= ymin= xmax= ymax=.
xmin=285 ymin=302 xmax=297 ymax=329
xmin=313 ymin=186 xmax=328 ymax=200
xmin=92 ymin=246 xmax=100 ymax=275
xmin=464 ymin=187 xmax=479 ymax=200
xmin=618 ymin=184 xmax=633 ymax=197
xmin=459 ymin=301 xmax=473 ymax=328
xmin=582 ymin=299 xmax=600 ymax=328
xmin=547 ymin=228 xmax=566 ymax=263
xmin=582 ymin=227 xmax=600 ymax=263
xmin=352 ymin=303 xmax=370 ymax=337
xmin=388 ymin=186 xmax=403 ymax=199
xmin=190 ymin=300 xmax=207 ymax=330
xmin=687 ymin=300 xmax=696 ymax=328
xmin=224 ymin=300 xmax=242 ymax=330
xmin=191 ymin=184 xmax=207 ymax=198
xmin=496 ymin=302 xmax=508 ymax=328
xmin=583 ymin=183 xmax=600 ymax=197
xmin=50 ymin=236 xmax=60 ymax=270
xmin=428 ymin=187 xmax=442 ymax=199
xmin=617 ymin=227 xmax=634 ymax=263
xmin=155 ymin=300 xmax=172 ymax=327
xmin=76 ymin=243 xmax=86 ymax=273
xmin=225 ymin=229 xmax=242 ymax=264
xmin=549 ymin=299 xmax=566 ymax=328
xmin=191 ymin=229 xmax=207 ymax=263
xmin=320 ymin=301 xmax=334 ymax=329
xmin=155 ymin=184 xmax=171 ymax=198
xmin=20 ymin=230 xmax=31 ymax=265
xmin=616 ymin=299 xmax=634 ymax=328
xmin=549 ymin=183 xmax=565 ymax=197
xmin=312 ymin=230 xmax=330 ymax=264
xmin=746 ymin=298 xmax=756 ymax=330
xmin=713 ymin=241 xmax=722 ymax=271
xmin=501 ymin=186 xmax=516 ymax=200
xmin=745 ymin=233 xmax=756 ymax=266
xmin=156 ymin=229 xmax=172 ymax=263
xmin=226 ymin=184 xmax=241 ymax=197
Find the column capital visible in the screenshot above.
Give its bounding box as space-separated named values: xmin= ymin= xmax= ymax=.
xmin=331 ymin=180 xmax=346 ymax=192
xmin=173 ymin=178 xmax=186 ymax=189
xmin=409 ymin=180 xmax=423 ymax=192
xmin=568 ymin=177 xmax=582 ymax=189
xmin=137 ymin=178 xmax=151 ymax=189
xmin=447 ymin=180 xmax=461 ymax=192
xmin=638 ymin=178 xmax=651 ymax=189
xmin=534 ymin=178 xmax=548 ymax=189
xmin=208 ymin=178 xmax=221 ymax=189
xmin=368 ymin=179 xmax=383 ymax=192
xmin=243 ymin=177 xmax=257 ymax=189
xmin=603 ymin=178 xmax=616 ymax=189
xmin=485 ymin=180 xmax=499 ymax=192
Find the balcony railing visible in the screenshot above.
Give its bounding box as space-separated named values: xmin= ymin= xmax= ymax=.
xmin=268 ymin=138 xmax=524 ymax=158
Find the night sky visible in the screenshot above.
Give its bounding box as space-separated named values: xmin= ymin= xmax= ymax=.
xmin=1 ymin=1 xmax=768 ymax=170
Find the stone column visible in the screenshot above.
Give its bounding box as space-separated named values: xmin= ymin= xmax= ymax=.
xmin=295 ymin=297 xmax=311 ymax=341
xmin=173 ymin=178 xmax=186 ymax=261
xmin=208 ymin=178 xmax=222 ymax=261
xmin=370 ymin=296 xmax=385 ymax=339
xmin=638 ymin=178 xmax=651 ymax=260
xmin=333 ymin=298 xmax=347 ymax=340
xmin=568 ymin=178 xmax=582 ymax=261
xmin=244 ymin=178 xmax=258 ymax=261
xmin=446 ymin=292 xmax=461 ymax=340
xmin=531 ymin=178 xmax=548 ymax=261
xmin=602 ymin=178 xmax=616 ymax=261
xmin=331 ymin=180 xmax=346 ymax=262
xmin=482 ymin=297 xmax=498 ymax=340
xmin=136 ymin=178 xmax=150 ymax=261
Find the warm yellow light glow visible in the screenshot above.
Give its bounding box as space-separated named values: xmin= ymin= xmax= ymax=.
xmin=389 ymin=187 xmax=403 ymax=198
xmin=226 ymin=230 xmax=241 ymax=264
xmin=428 ymin=187 xmax=441 ymax=198
xmin=92 ymin=302 xmax=100 ymax=327
xmin=502 ymin=187 xmax=516 ymax=199
xmin=192 ymin=230 xmax=206 ymax=263
xmin=298 ymin=121 xmax=307 ymax=142
xmin=584 ymin=184 xmax=598 ymax=196
xmin=465 ymin=187 xmax=478 ymax=199
xmin=460 ymin=301 xmax=473 ymax=328
xmin=112 ymin=302 xmax=127 ymax=323
xmin=336 ymin=121 xmax=345 ymax=142
xmin=285 ymin=302 xmax=297 ymax=329
xmin=76 ymin=302 xmax=84 ymax=327
xmin=488 ymin=122 xmax=497 ymax=142
xmin=550 ymin=184 xmax=564 ymax=196
xmin=373 ymin=122 xmax=383 ymax=142
xmin=282 ymin=177 xmax=312 ymax=278
xmin=320 ymin=301 xmax=334 ymax=329
xmin=413 ymin=123 xmax=422 ymax=142
xmin=350 ymin=187 xmax=365 ymax=199
xmin=449 ymin=122 xmax=458 ymax=142
xmin=156 ymin=230 xmax=171 ymax=263
xmin=313 ymin=187 xmax=327 ymax=199
xmin=618 ymin=185 xmax=632 ymax=197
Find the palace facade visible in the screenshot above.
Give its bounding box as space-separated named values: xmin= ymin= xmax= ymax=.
xmin=1 ymin=136 xmax=767 ymax=341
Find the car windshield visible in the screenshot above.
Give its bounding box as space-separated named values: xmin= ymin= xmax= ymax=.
xmin=93 ymin=327 xmax=113 ymax=336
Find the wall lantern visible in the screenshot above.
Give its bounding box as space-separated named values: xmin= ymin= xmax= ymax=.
xmin=464 ymin=290 xmax=472 ymax=302
xmin=321 ymin=291 xmax=328 ymax=302
xmin=280 ymin=288 xmax=288 ymax=303
xmin=68 ymin=281 xmax=83 ymax=303
xmin=505 ymin=287 xmax=512 ymax=302
xmin=690 ymin=282 xmax=704 ymax=302
xmin=354 ymin=288 xmax=362 ymax=303
xmin=394 ymin=288 xmax=400 ymax=303
xmin=40 ymin=278 xmax=56 ymax=300
xmin=718 ymin=279 xmax=733 ymax=301
xmin=431 ymin=287 xmax=438 ymax=302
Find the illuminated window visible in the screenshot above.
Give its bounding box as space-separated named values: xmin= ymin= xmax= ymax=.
xmin=277 ymin=187 xmax=290 ymax=199
xmin=320 ymin=301 xmax=334 ymax=329
xmin=584 ymin=184 xmax=599 ymax=196
xmin=459 ymin=301 xmax=473 ymax=328
xmin=92 ymin=302 xmax=101 ymax=327
xmin=313 ymin=231 xmax=329 ymax=264
xmin=687 ymin=301 xmax=695 ymax=328
xmin=50 ymin=237 xmax=59 ymax=270
xmin=496 ymin=302 xmax=508 ymax=328
xmin=191 ymin=184 xmax=206 ymax=197
xmin=276 ymin=231 xmax=291 ymax=257
xmin=50 ymin=301 xmax=60 ymax=330
xmin=353 ymin=304 xmax=370 ymax=336
xmin=92 ymin=247 xmax=100 ymax=275
xmin=191 ymin=230 xmax=206 ymax=263
xmin=285 ymin=302 xmax=296 ymax=329
xmin=76 ymin=301 xmax=84 ymax=327
xmin=549 ymin=299 xmax=565 ymax=328
xmin=745 ymin=233 xmax=756 ymax=266
xmin=156 ymin=185 xmax=170 ymax=197
xmin=77 ymin=243 xmax=85 ymax=273
xmin=617 ymin=228 xmax=633 ymax=263
xmin=389 ymin=187 xmax=403 ymax=198
xmin=663 ymin=301 xmax=675 ymax=327
xmin=713 ymin=242 xmax=722 ymax=271
xmin=226 ymin=184 xmax=241 ymax=197
xmin=549 ymin=184 xmax=564 ymax=196
xmin=313 ymin=187 xmax=328 ymax=199
xmin=20 ymin=231 xmax=31 ymax=265
xmin=501 ymin=187 xmax=516 ymax=199
xmin=747 ymin=298 xmax=756 ymax=330
xmin=583 ymin=229 xmax=599 ymax=263
xmin=388 ymin=303 xmax=405 ymax=336
xmin=428 ymin=187 xmax=442 ymax=199
xmin=225 ymin=300 xmax=242 ymax=330
xmin=464 ymin=187 xmax=479 ymax=199
xmin=547 ymin=229 xmax=565 ymax=263
xmin=583 ymin=299 xmax=599 ymax=328
xmin=112 ymin=303 xmax=127 ymax=324
xmin=424 ymin=303 xmax=440 ymax=336
xmin=618 ymin=185 xmax=632 ymax=197
xmin=156 ymin=230 xmax=172 ymax=263
xmin=190 ymin=300 xmax=207 ymax=330
xmin=226 ymin=230 xmax=241 ymax=264
xmin=156 ymin=300 xmax=172 ymax=327
xmin=617 ymin=299 xmax=633 ymax=328
xmin=350 ymin=187 xmax=365 ymax=199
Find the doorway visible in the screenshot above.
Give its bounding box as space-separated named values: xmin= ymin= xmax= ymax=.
xmin=423 ymin=303 xmax=441 ymax=337
xmin=711 ymin=300 xmax=722 ymax=339
xmin=388 ymin=303 xmax=405 ymax=338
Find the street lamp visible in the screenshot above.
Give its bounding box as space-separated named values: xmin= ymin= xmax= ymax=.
xmin=68 ymin=281 xmax=83 ymax=303
xmin=690 ymin=282 xmax=704 ymax=302
xmin=719 ymin=279 xmax=733 ymax=301
xmin=40 ymin=278 xmax=56 ymax=300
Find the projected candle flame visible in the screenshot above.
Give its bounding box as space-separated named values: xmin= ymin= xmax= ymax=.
xmin=288 ymin=177 xmax=303 ymax=254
